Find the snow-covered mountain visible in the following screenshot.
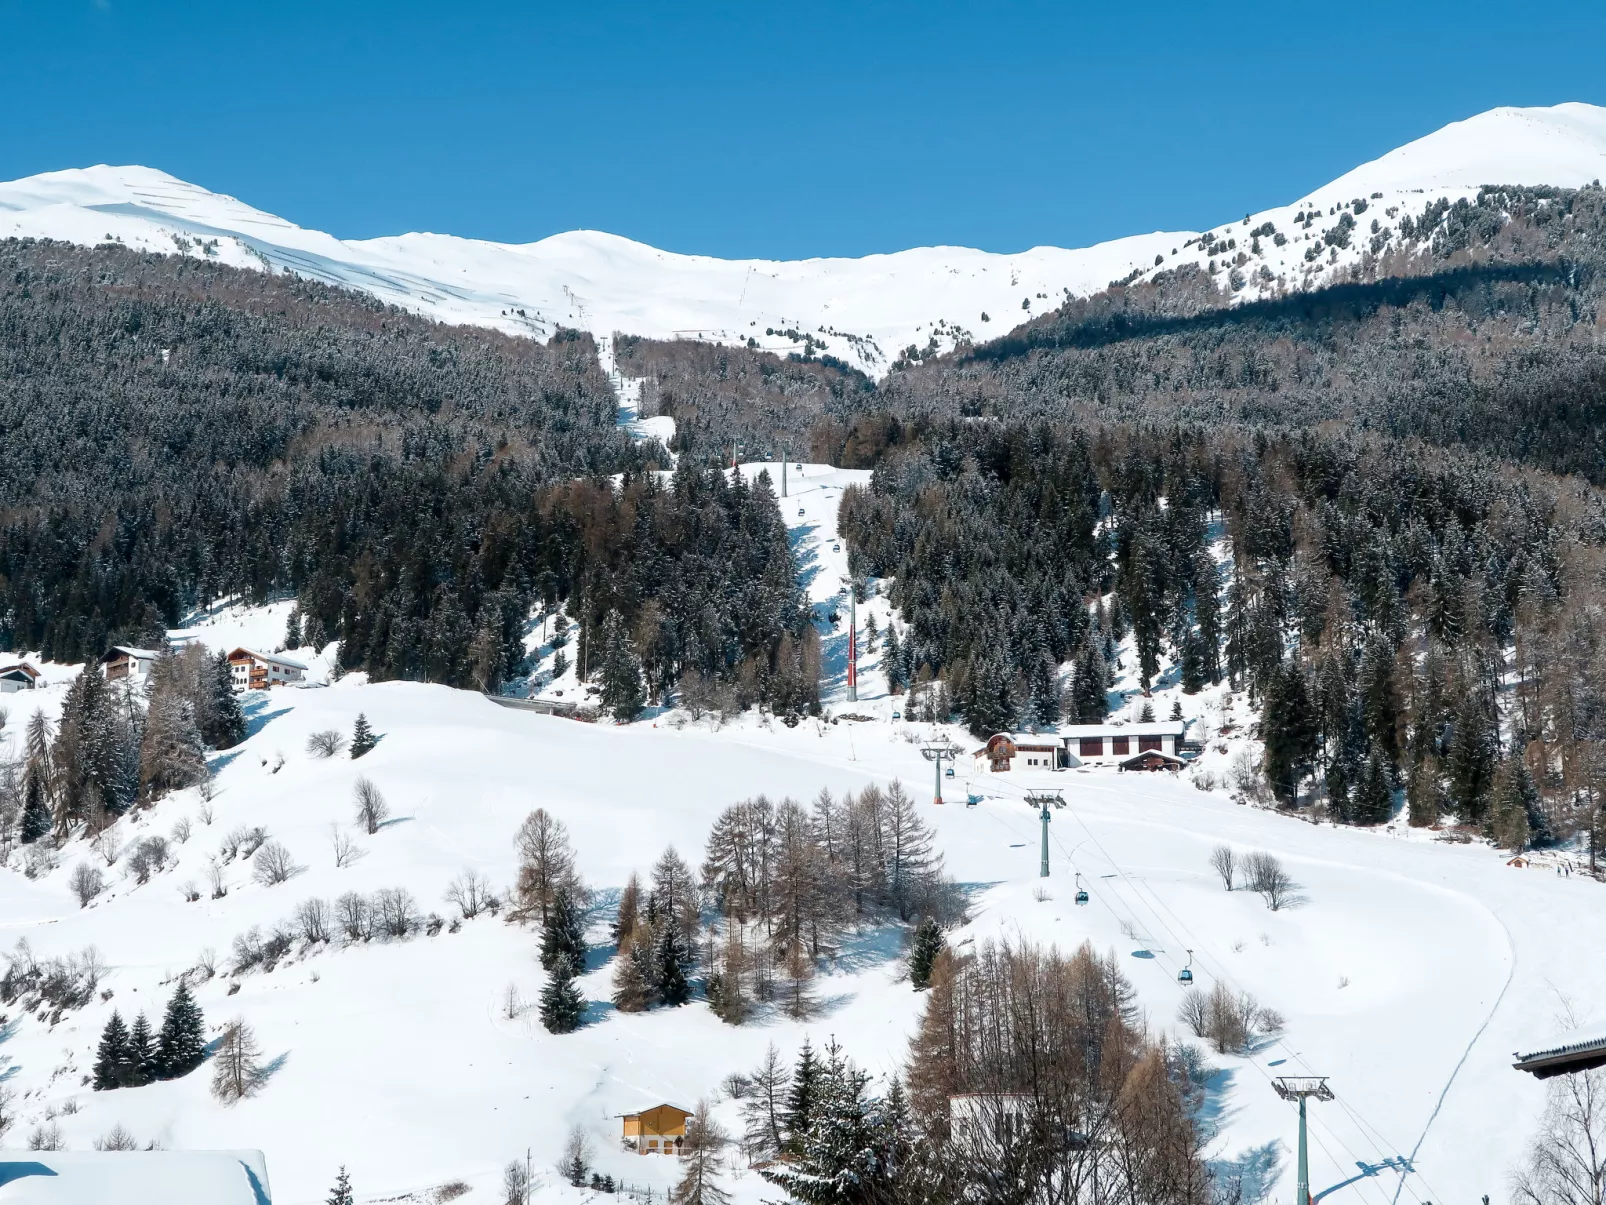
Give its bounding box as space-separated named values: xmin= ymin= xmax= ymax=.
xmin=3 ymin=103 xmax=1604 ymax=378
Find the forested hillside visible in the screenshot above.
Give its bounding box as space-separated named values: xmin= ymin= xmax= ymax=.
xmin=840 ymin=419 xmax=1606 ymax=845
xmin=0 ymin=240 xmax=657 ymax=678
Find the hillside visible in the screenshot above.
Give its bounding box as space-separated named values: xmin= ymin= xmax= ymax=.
xmin=3 ymin=105 xmax=1604 ymax=378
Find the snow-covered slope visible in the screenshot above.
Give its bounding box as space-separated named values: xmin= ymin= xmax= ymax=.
xmin=0 ymin=476 xmax=1598 ymax=1205
xmin=3 ymin=104 xmax=1603 ymax=377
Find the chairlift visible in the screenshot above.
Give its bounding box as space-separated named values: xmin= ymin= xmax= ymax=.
xmin=832 ymin=542 xmax=841 ymax=552
xmin=1074 ymin=873 xmax=1089 ymax=906
xmin=798 ymin=507 xmax=806 ymax=517
xmin=1178 ymin=949 xmax=1194 ymax=987
xmin=945 ymin=766 xmax=955 ymax=778
xmin=892 ymin=711 xmax=901 ymax=720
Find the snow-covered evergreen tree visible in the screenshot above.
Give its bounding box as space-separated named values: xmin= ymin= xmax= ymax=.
xmin=326 ymin=1167 xmax=354 ymax=1205
xmin=128 ymin=1012 xmax=158 ymax=1087
xmin=156 ymin=981 xmax=207 ymax=1078
xmin=907 ymin=918 xmax=943 ymax=990
xmin=350 ymin=712 xmax=376 ymax=759
xmin=93 ymin=1011 xmax=130 ymax=1091
xmin=598 ymin=610 xmax=645 ymax=722
xmin=539 ymin=889 xmax=587 ymax=974
xmin=540 ymin=955 xmax=585 ymax=1033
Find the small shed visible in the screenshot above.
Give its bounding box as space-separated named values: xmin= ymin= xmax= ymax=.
xmin=1118 ymin=750 xmax=1187 ymax=773
xmin=622 ymin=1103 xmax=693 ymax=1155
xmin=1515 ymin=1022 xmax=1606 ymax=1078
xmin=0 ymin=662 xmax=40 ymax=693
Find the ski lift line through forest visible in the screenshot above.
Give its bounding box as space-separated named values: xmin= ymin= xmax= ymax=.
xmin=966 ymin=776 xmax=1428 ymax=1205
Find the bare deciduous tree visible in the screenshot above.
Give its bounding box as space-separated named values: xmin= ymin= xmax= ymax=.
xmin=503 ymin=1159 xmax=531 ymax=1205
xmin=94 ymin=1123 xmax=139 ymax=1151
xmin=306 ymin=730 xmax=346 ymax=759
xmin=515 ymin=808 xmax=578 ymax=923
xmin=210 ymin=1018 xmax=265 ymax=1103
xmin=1209 ymin=844 xmax=1237 ymax=891
xmin=251 ymin=840 xmax=301 ymax=886
xmin=1177 ymin=981 xmax=1282 ymax=1054
xmin=294 ymin=897 xmax=331 ymax=944
xmin=336 ymin=891 xmax=372 ymax=941
xmin=126 ymin=835 xmax=172 ymax=883
xmin=373 ymin=886 xmax=416 ymax=937
xmin=672 ymin=1100 xmax=730 ymax=1205
xmin=171 ymin=817 xmax=192 ymax=844
xmin=68 ymin=862 xmax=104 ymax=907
xmin=329 ymin=822 xmax=364 ymax=868
xmin=1242 ymin=851 xmax=1299 ymax=910
xmin=560 ymin=1125 xmax=593 ymax=1187
xmin=446 ymin=869 xmax=493 ymax=919
xmin=354 ymin=777 xmax=389 ymax=835
xmin=1513 ymin=1065 xmax=1606 ymax=1205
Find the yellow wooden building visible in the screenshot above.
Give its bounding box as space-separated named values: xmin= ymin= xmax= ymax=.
xmin=621 ymin=1104 xmax=693 ymax=1155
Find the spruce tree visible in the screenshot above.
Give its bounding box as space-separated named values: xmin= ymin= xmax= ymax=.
xmin=20 ymin=779 xmax=51 ymax=844
xmin=350 ymin=713 xmax=376 ymax=759
xmin=208 ymin=651 xmax=247 ymax=749
xmin=326 ymin=1167 xmax=354 ymax=1205
xmin=156 ymin=981 xmax=207 ymax=1079
xmin=657 ymin=925 xmax=691 ymax=1006
xmin=128 ymin=1012 xmax=158 ymax=1087
xmin=783 ymin=1039 xmax=817 ymax=1152
xmin=611 ymin=934 xmax=651 ymax=1013
xmin=598 ymin=610 xmax=645 ymax=722
xmin=284 ymin=607 xmax=303 ymax=650
xmin=1180 ymin=630 xmax=1207 ymax=694
xmin=883 ymin=626 xmax=904 ymax=694
xmin=93 ymin=1011 xmax=130 ymax=1091
xmin=1355 ymin=755 xmax=1393 ymax=826
xmin=908 ymin=918 xmax=943 ymax=989
xmin=1262 ymin=661 xmax=1318 ymax=805
xmin=540 ymin=955 xmax=585 ymax=1034
xmin=1138 ymin=701 xmax=1156 ymax=723
xmin=540 ymin=889 xmax=588 ymax=974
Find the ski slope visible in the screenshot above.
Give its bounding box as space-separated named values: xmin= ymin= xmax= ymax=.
xmin=0 ymin=478 xmax=1596 ymax=1205
xmin=2 ymin=104 xmax=1604 ymax=378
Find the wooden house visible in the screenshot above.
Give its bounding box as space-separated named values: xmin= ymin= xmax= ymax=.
xmin=972 ymin=733 xmax=1063 ymax=773
xmin=621 ymin=1103 xmax=693 ymax=1155
xmin=0 ymin=661 xmax=40 ymax=693
xmin=102 ymin=645 xmax=159 ymax=682
xmin=226 ymin=648 xmax=307 ymax=692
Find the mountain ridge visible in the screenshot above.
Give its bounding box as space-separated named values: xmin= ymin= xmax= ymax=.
xmin=3 ymin=103 xmax=1605 ymax=377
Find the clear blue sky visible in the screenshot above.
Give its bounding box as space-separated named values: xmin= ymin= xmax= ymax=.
xmin=4 ymin=0 xmax=1605 ymax=259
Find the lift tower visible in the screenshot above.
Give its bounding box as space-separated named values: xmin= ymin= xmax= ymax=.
xmin=1024 ymin=791 xmax=1063 ymax=877
xmin=1273 ymin=1077 xmax=1333 ymax=1205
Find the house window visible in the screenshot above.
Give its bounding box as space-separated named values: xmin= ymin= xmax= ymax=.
xmin=1079 ymin=738 xmax=1103 ymax=757
xmin=1112 ymin=736 xmax=1129 ymax=755
xmin=1139 ymin=736 xmax=1161 ymax=752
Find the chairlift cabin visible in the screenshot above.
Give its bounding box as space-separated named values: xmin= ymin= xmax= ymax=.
xmin=945 ymin=766 xmax=955 ymax=778
xmin=798 ymin=507 xmax=806 ymax=517
xmin=1178 ymin=950 xmax=1194 ymax=986
xmin=1074 ymin=873 xmax=1089 ymax=906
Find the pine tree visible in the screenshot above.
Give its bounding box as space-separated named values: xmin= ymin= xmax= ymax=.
xmin=208 ymin=651 xmax=247 ymax=749
xmin=284 ymin=607 xmax=303 ymax=651
xmin=598 ymin=610 xmax=645 ymax=722
xmin=883 ymin=626 xmax=904 ymax=694
xmin=1491 ymin=757 xmax=1544 ymax=852
xmin=783 ymin=1038 xmax=817 ymax=1152
xmin=350 ymin=713 xmax=376 ymax=759
xmin=657 ymin=925 xmax=691 ymax=1006
xmin=1169 ymin=699 xmax=1184 ymax=721
xmin=908 ymin=917 xmax=943 ymax=989
xmin=1071 ymin=641 xmax=1108 ymax=723
xmin=326 ymin=1167 xmax=354 ymax=1205
xmin=1180 ymin=630 xmax=1207 ymax=694
xmin=540 ymin=889 xmax=588 ymax=974
xmin=763 ymin=1041 xmax=888 ymax=1205
xmin=1354 ymin=755 xmax=1393 ymax=826
xmin=1138 ymin=700 xmax=1155 ymax=723
xmin=540 ymin=954 xmax=585 ymax=1033
xmin=93 ymin=1011 xmax=131 ymax=1091
xmin=1447 ymin=692 xmax=1496 ymax=823
xmin=156 ymin=982 xmax=207 ymax=1079
xmin=128 ymin=1012 xmax=158 ymax=1087
xmin=1262 ymin=661 xmax=1318 ymax=805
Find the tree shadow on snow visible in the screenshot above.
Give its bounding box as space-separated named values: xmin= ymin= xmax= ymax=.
xmin=1211 ymin=1141 xmax=1281 ymax=1205
xmin=243 ymin=702 xmax=292 ymax=739
xmin=582 ymin=999 xmax=616 ymax=1028
xmin=208 ymin=749 xmax=244 ymax=776
xmin=253 ymin=1050 xmax=291 ymax=1090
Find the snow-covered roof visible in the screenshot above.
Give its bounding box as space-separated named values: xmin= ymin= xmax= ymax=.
xmin=1514 ymin=1019 xmax=1606 ymax=1077
xmin=1056 ymin=721 xmax=1189 ymax=739
xmin=107 ymin=645 xmax=159 ymax=660
xmin=231 ymin=648 xmax=308 ymax=671
xmin=0 ymin=661 xmax=39 ymax=678
xmin=0 ymin=1150 xmax=271 ymax=1203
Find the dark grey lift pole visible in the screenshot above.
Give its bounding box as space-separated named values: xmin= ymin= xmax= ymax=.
xmin=1024 ymin=791 xmax=1063 ymax=877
